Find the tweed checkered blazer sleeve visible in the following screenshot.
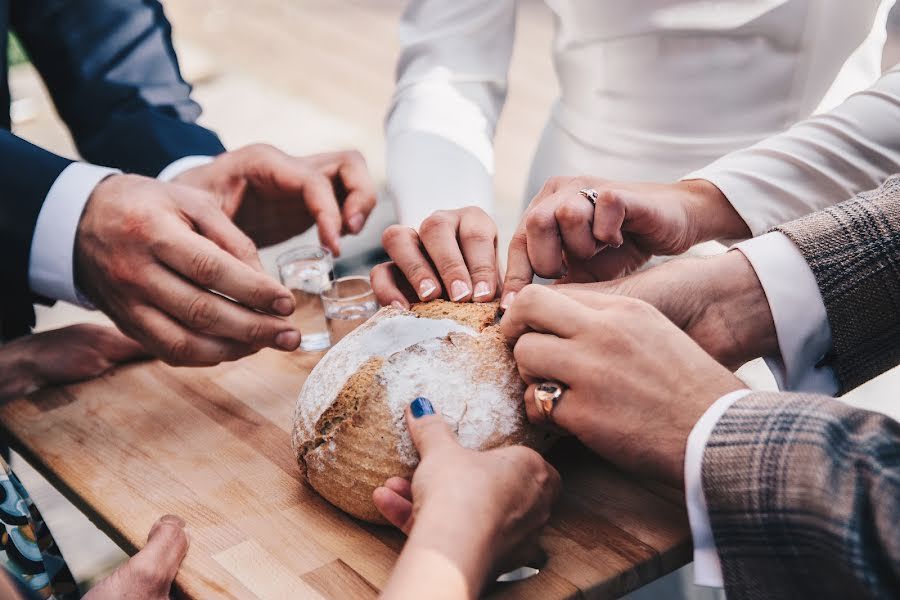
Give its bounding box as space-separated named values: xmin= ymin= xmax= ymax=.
xmin=702 ymin=177 xmax=900 ymax=599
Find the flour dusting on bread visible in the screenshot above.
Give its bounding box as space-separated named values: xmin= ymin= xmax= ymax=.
xmin=291 ymin=300 xmax=549 ymax=523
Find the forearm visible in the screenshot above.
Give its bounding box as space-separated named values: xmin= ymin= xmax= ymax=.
xmin=703 ymin=392 xmax=900 ymax=599
xmin=386 ymin=0 xmax=514 ymax=228
xmin=687 ymin=66 xmax=900 ymax=236
xmin=774 ymin=176 xmax=900 ymax=393
xmin=382 ymin=513 xmax=493 ymax=600
xmin=386 ymin=130 xmax=495 ymax=228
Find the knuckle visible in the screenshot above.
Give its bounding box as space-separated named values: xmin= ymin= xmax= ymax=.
xmin=462 ymin=205 xmax=489 ymax=217
xmin=544 ymin=176 xmax=565 ymax=191
xmin=509 ymin=230 xmax=528 ymax=251
xmin=419 ymin=213 xmax=452 ymax=237
xmin=246 ymin=143 xmax=277 ymax=161
xmin=164 ymin=336 xmax=193 ymax=366
xmin=344 ymin=149 xmax=366 ymax=164
xmin=190 ymin=252 xmax=221 ymax=287
xmin=235 ymin=235 xmax=258 ymax=260
xmin=404 ymin=261 xmax=434 ymax=282
xmin=244 ymin=284 xmax=266 ymax=307
xmin=596 ymin=189 xmax=621 ymax=209
xmin=512 ymin=340 xmax=528 ymax=364
xmin=120 ymin=206 xmax=156 ymax=239
xmin=525 ymin=209 xmax=557 ymax=234
xmin=128 ymin=560 xmax=163 ymax=587
xmin=516 ymin=284 xmax=543 ymax=307
xmin=462 ymin=228 xmax=496 ymax=245
xmin=382 ymin=224 xmax=414 ymax=247
xmin=467 ymin=264 xmax=496 ymax=280
xmin=245 ymin=320 xmax=269 ymax=345
xmin=555 ymin=202 xmax=587 ymax=227
xmin=185 ymin=295 xmax=218 ymax=330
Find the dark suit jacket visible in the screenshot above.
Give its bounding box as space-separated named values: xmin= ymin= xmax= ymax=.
xmin=702 ymin=177 xmax=900 ymax=599
xmin=0 ymin=0 xmax=226 ymax=339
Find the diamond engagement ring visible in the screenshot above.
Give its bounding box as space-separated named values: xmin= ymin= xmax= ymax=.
xmin=534 ymin=381 xmax=565 ymax=421
xmin=579 ymin=188 xmax=599 ymax=206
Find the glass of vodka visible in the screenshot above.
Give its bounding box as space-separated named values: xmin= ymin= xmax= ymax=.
xmin=320 ymin=276 xmax=378 ymax=345
xmin=276 ymin=245 xmax=334 ymax=352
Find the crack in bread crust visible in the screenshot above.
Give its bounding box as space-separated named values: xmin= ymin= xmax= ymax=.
xmin=297 ymin=356 xmax=385 ymax=479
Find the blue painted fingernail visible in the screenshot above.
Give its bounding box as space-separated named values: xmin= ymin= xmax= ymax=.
xmin=410 ymin=397 xmax=434 ymax=418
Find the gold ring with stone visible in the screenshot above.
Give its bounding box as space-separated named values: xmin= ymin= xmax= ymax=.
xmin=534 ymin=381 xmax=565 ymax=421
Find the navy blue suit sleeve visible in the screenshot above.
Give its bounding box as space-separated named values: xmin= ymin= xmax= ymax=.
xmin=0 ymin=131 xmax=72 ymax=338
xmin=10 ymin=0 xmax=226 ymax=176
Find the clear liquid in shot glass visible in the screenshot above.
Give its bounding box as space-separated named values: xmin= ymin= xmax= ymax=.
xmin=325 ymin=300 xmax=378 ymax=345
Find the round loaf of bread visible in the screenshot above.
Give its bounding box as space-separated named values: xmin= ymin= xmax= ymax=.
xmin=291 ymin=300 xmax=550 ymax=523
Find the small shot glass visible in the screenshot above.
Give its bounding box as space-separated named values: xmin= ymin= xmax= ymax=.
xmin=277 ymin=245 xmax=334 ymax=352
xmin=321 ymin=276 xmax=378 ymax=345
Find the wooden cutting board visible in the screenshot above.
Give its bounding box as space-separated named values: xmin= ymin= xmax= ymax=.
xmin=0 ymin=320 xmax=690 ymax=599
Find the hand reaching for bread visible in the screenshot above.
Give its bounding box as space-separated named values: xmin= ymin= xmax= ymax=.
xmin=376 ymin=398 xmax=560 ymax=600
xmin=370 ymin=176 xmax=750 ymax=311
xmin=372 ymin=207 xmax=500 ymax=309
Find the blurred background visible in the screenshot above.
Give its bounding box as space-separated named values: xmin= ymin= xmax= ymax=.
xmin=9 ymin=0 xmax=900 ymax=591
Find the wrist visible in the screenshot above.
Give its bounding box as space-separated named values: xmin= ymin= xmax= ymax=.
xmin=0 ymin=338 xmax=41 ymax=400
xmin=698 ymin=251 xmax=778 ymax=368
xmin=679 ymin=179 xmax=751 ymax=244
xmin=404 ymin=508 xmax=496 ymax=594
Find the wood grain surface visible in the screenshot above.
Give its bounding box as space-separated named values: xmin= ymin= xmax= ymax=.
xmin=0 ymin=306 xmax=691 ymax=599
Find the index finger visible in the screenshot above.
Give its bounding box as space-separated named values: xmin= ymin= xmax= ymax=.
xmin=501 ymin=223 xmax=535 ymax=310
xmin=499 ymin=284 xmax=593 ymax=342
xmin=404 ymin=398 xmax=459 ymax=459
xmin=334 ymin=152 xmax=377 ymax=234
xmin=151 ymin=221 xmax=294 ymax=316
xmin=303 ymin=174 xmax=344 ymax=256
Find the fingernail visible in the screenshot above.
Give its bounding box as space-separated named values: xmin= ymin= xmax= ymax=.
xmin=450 ymin=280 xmax=471 ymax=301
xmin=391 ymin=300 xmax=408 ymax=310
xmin=501 ymin=292 xmax=516 ymax=310
xmin=348 ymin=213 xmax=364 ymax=233
xmin=276 ymin=330 xmax=301 ymax=350
xmin=160 ymin=514 xmax=186 ymax=528
xmin=418 ymin=279 xmax=437 ymax=300
xmin=473 ymin=281 xmax=491 ymax=299
xmin=272 ymin=296 xmax=294 ymax=316
xmin=410 ymin=397 xmax=435 ymax=418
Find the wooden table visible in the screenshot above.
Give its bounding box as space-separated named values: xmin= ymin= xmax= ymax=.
xmin=0 ymin=328 xmax=691 ymax=599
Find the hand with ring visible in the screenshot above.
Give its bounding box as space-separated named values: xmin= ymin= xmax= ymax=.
xmin=500 ymin=284 xmax=746 ymax=487
xmin=500 ymin=176 xmax=751 ymax=309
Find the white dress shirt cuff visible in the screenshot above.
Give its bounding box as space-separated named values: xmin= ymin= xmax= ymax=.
xmin=28 ymin=163 xmax=121 ymax=306
xmin=732 ymin=233 xmax=838 ymax=395
xmin=685 ymin=388 xmax=754 ymax=588
xmin=157 ymin=155 xmax=214 ymax=182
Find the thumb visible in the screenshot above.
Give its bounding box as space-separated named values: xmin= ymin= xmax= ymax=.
xmin=124 ymin=515 xmax=189 ymax=595
xmin=405 ymin=397 xmax=459 ymax=459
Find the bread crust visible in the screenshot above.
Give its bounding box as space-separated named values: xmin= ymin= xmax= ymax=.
xmin=292 ymin=300 xmax=550 ymax=523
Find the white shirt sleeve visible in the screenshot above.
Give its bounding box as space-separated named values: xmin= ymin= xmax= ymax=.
xmin=733 ymin=233 xmax=839 ymax=395
xmin=28 ymin=156 xmax=214 ymax=307
xmin=685 ymin=388 xmax=753 ymax=588
xmin=686 ymin=65 xmax=900 ymax=237
xmin=385 ymin=0 xmax=516 ymax=228
xmin=157 ymin=155 xmax=214 ymax=182
xmin=28 ymin=163 xmax=120 ymax=305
